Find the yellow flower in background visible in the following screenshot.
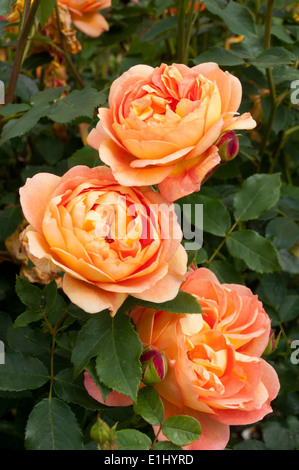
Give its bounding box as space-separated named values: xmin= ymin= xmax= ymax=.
xmin=294 ymin=3 xmax=299 ymax=21
xmin=225 ymin=35 xmax=244 ymax=50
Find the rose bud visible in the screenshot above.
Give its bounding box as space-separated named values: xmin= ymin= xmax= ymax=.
xmin=216 ymin=131 xmax=239 ymax=162
xmin=90 ymin=415 xmax=117 ymax=450
xmin=263 ymin=329 xmax=281 ymax=356
xmin=140 ymin=348 xmax=168 ymax=386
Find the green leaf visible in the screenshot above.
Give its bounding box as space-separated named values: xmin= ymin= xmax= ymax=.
xmin=68 ymin=145 xmax=100 ymax=169
xmin=53 ymin=368 xmax=101 ymax=410
xmin=37 ymin=0 xmax=56 ymax=28
xmin=0 ymin=103 xmax=30 ymax=117
xmin=0 ymin=0 xmax=13 ymax=16
xmin=155 ymin=0 xmax=174 ymax=16
xmin=25 ymin=398 xmax=84 ymax=450
xmin=0 ymin=103 xmax=53 ymax=145
xmin=42 ymin=280 xmax=58 ymax=315
xmin=272 ymin=65 xmax=299 ymax=84
xmin=71 ymin=314 xmax=111 ymax=377
xmin=161 ymin=415 xmax=202 ymax=447
xmin=15 ymin=276 xmax=42 ymax=310
xmin=233 ymin=174 xmax=282 ymax=222
xmin=278 ymin=249 xmax=299 ymax=274
xmin=133 ymin=387 xmax=164 ymax=426
xmin=7 ymin=325 xmax=50 ymax=357
xmin=194 ymin=47 xmax=244 ymax=66
xmin=95 ymin=313 xmax=143 ymax=401
xmin=0 ymin=352 xmax=49 ymax=391
xmin=45 ymin=290 xmax=68 ymax=326
xmin=30 ymin=86 xmax=69 ymax=105
xmin=257 ymin=272 xmax=286 ymax=311
xmin=141 ymin=16 xmax=177 ymax=43
xmin=198 ymin=195 xmax=231 ymax=237
xmin=271 ymin=24 xmax=293 ymax=45
xmin=147 ymin=290 xmax=203 ymax=314
xmin=226 ymin=230 xmax=281 ymax=273
xmin=187 ymin=249 xmax=198 ymax=267
xmin=252 ymin=47 xmax=295 ymax=68
xmin=153 ymin=441 xmax=183 ymax=450
xmin=204 ymin=0 xmax=257 ymax=38
xmin=47 ymin=87 xmax=106 ymax=124
xmin=266 ymin=217 xmax=299 ymax=250
xmin=115 ymin=429 xmax=152 ymax=450
xmin=13 ymin=310 xmax=42 ymax=328
xmin=234 ymin=439 xmax=268 ymax=450
xmin=72 ymin=311 xmax=142 ymax=401
xmin=279 ymin=296 xmax=299 ymax=323
xmin=262 ymin=418 xmax=299 ymax=451
xmin=0 ymin=207 xmax=23 ymax=241
xmin=274 ymin=0 xmax=294 ymax=8
xmin=85 ymin=358 xmax=112 ymax=404
xmin=209 ymin=260 xmax=245 ymax=285
xmin=35 ymin=135 xmax=64 ymax=164
xmin=119 ymin=290 xmax=204 ymax=315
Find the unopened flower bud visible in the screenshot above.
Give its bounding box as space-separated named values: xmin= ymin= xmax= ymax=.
xmin=90 ymin=415 xmax=117 ymax=450
xmin=263 ymin=329 xmax=281 ymax=356
xmin=140 ymin=348 xmax=168 ymax=386
xmin=216 ymin=131 xmax=239 ymax=162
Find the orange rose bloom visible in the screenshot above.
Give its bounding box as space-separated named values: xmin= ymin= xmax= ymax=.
xmin=19 ymin=166 xmax=187 ymax=315
xmin=58 ymin=0 xmax=111 ymax=37
xmin=85 ymin=268 xmax=279 ymax=449
xmin=87 ymin=63 xmax=256 ymax=202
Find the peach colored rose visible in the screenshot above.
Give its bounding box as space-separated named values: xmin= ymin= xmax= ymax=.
xmin=87 ymin=63 xmax=256 ymax=202
xmin=58 ymin=0 xmax=111 ymax=37
xmin=85 ymin=268 xmax=279 ymax=450
xmin=19 ymin=166 xmax=187 ymax=315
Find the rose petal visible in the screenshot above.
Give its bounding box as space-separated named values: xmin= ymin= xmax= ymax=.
xmin=62 ymin=273 xmax=127 ymax=314
xmin=72 ymin=12 xmax=109 ymax=37
xmin=84 ymin=371 xmax=133 ymax=406
xmin=99 ymin=139 xmax=174 ymax=186
xmin=19 ymin=173 xmax=60 ymax=233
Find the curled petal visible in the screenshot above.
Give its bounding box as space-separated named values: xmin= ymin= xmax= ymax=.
xmin=63 ymin=273 xmax=127 ymax=315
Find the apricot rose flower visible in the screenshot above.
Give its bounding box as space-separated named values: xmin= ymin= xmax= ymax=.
xmin=19 ymin=166 xmax=187 ymax=315
xmin=85 ymin=268 xmax=279 ymax=449
xmin=58 ymin=0 xmax=111 ymax=37
xmin=87 ymin=62 xmax=256 ymax=201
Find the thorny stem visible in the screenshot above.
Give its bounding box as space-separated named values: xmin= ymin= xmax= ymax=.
xmin=5 ymin=0 xmax=42 ymax=104
xmin=48 ymin=311 xmax=69 ymax=401
xmin=49 ymin=334 xmax=56 ymax=401
xmin=151 ymin=424 xmax=162 ymax=449
xmin=205 ymin=221 xmax=239 ymax=267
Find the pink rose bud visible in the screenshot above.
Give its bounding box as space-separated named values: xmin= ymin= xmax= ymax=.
xmin=140 ymin=348 xmax=168 ymax=386
xmin=216 ymin=131 xmax=239 ymax=162
xmin=263 ymin=329 xmax=281 ymax=356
